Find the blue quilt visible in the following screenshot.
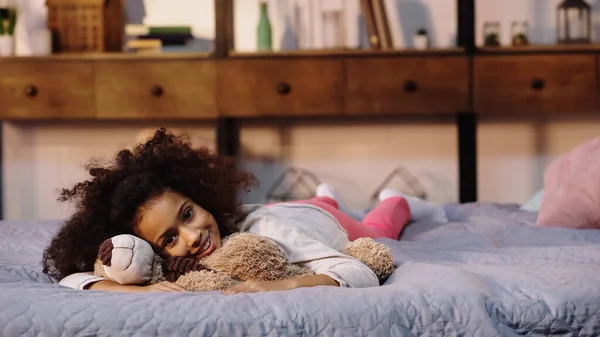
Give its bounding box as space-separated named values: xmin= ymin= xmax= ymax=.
xmin=1 ymin=203 xmax=600 ymax=336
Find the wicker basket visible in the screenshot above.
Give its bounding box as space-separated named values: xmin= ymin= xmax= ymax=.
xmin=46 ymin=0 xmax=123 ymax=53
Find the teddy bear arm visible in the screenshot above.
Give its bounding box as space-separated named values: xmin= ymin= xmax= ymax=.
xmin=343 ymin=238 xmax=396 ymax=281
xmin=203 ymin=232 xmax=294 ymax=282
xmin=149 ymin=253 xmax=168 ymax=285
xmin=93 ymin=259 xmax=110 ymax=279
xmin=285 ymin=263 xmax=315 ymax=279
xmin=175 ymin=270 xmax=240 ymax=291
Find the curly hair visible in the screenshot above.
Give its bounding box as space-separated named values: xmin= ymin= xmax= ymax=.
xmin=42 ymin=128 xmax=257 ymax=281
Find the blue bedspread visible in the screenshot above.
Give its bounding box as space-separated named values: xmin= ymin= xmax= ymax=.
xmin=1 ymin=203 xmax=600 ymax=336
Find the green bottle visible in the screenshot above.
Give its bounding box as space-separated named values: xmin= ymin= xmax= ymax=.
xmin=257 ymin=1 xmax=272 ymax=51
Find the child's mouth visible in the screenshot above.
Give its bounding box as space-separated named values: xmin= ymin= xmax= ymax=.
xmin=194 ymin=231 xmax=215 ymax=259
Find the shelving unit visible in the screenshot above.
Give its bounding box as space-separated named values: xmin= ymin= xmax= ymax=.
xmin=1 ymin=0 xmax=600 ymax=218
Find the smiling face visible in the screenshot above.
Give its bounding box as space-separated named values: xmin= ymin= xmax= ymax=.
xmin=135 ymin=190 xmax=222 ymax=259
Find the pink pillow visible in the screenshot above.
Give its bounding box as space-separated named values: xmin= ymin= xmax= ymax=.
xmin=537 ymin=137 xmax=600 ymax=229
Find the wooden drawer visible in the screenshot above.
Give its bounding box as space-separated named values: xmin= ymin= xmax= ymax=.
xmin=345 ymin=56 xmax=469 ymax=115
xmin=474 ymin=55 xmax=597 ymax=115
xmin=96 ymin=60 xmax=217 ymax=119
xmin=217 ymin=59 xmax=343 ymax=117
xmin=0 ymin=60 xmax=94 ymax=119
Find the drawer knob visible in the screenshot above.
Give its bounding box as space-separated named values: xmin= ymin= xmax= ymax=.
xmin=404 ymin=80 xmax=418 ymax=93
xmin=531 ymin=78 xmax=545 ymax=91
xmin=24 ymin=85 xmax=38 ymax=97
xmin=276 ymin=82 xmax=291 ymax=95
xmin=151 ymin=85 xmax=164 ymax=97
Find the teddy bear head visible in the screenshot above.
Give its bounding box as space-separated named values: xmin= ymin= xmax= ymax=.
xmin=93 ymin=234 xmax=158 ymax=285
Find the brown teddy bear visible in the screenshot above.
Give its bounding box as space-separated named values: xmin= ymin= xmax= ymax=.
xmin=94 ymin=232 xmax=396 ymax=291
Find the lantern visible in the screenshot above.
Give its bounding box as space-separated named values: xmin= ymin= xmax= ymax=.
xmin=557 ymin=0 xmax=591 ymax=44
xmin=483 ymin=21 xmax=501 ymax=47
xmin=511 ymin=21 xmax=529 ymax=46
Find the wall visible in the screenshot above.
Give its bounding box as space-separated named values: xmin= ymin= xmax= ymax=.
xmin=4 ymin=0 xmax=600 ymax=220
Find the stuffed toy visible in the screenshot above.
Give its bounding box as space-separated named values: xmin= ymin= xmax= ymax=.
xmin=94 ymin=232 xmax=396 ymax=291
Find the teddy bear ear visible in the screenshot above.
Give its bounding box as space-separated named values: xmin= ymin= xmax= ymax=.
xmin=110 ymin=234 xmax=137 ymax=249
xmin=106 ymin=239 xmax=136 ymax=272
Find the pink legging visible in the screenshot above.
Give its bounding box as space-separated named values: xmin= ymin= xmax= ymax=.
xmin=277 ymin=196 xmax=411 ymax=241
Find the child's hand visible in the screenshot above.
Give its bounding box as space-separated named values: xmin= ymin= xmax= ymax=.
xmin=222 ymin=279 xmax=294 ymax=294
xmin=221 ymin=275 xmax=339 ymax=294
xmin=88 ymin=280 xmax=186 ymax=292
xmin=143 ymin=281 xmax=187 ymax=292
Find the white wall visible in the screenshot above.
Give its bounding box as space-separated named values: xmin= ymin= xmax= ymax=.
xmin=5 ymin=0 xmax=600 ymax=220
xmin=5 ymin=118 xmax=600 ymax=221
xmin=2 ymin=123 xmax=216 ymax=220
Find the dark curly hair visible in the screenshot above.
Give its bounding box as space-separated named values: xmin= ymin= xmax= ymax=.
xmin=42 ymin=128 xmax=257 ymax=281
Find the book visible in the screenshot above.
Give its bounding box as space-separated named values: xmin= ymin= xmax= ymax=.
xmin=125 ymin=24 xmax=192 ymax=36
xmin=138 ymin=33 xmax=194 ymax=46
xmin=360 ymin=0 xmax=381 ymax=50
xmin=372 ymin=0 xmax=393 ymax=50
xmin=125 ymin=39 xmax=162 ymax=54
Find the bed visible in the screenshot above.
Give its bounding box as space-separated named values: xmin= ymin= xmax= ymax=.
xmin=1 ymin=202 xmax=600 ymax=336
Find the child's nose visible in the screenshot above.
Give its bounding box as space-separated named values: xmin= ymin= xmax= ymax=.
xmin=179 ymin=226 xmax=202 ymax=249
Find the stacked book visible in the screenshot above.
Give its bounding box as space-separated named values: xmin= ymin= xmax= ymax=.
xmin=360 ymin=0 xmax=392 ymax=50
xmin=124 ymin=24 xmax=197 ymax=54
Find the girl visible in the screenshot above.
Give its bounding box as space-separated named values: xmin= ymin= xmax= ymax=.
xmin=44 ymin=128 xmax=445 ymax=293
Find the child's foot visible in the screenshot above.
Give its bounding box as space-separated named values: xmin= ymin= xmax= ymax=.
xmin=316 ymin=183 xmax=362 ymax=220
xmin=379 ymin=188 xmax=447 ymax=223
xmin=316 ymin=183 xmax=346 ymax=209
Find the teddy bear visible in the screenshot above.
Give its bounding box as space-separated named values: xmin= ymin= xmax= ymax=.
xmin=94 ymin=232 xmax=396 ymax=291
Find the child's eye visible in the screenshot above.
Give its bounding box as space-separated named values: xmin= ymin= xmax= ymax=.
xmin=164 ymin=235 xmax=177 ymax=247
xmin=183 ymin=207 xmax=193 ymax=221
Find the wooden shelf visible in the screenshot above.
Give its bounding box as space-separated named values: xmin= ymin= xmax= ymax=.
xmin=2 ymin=49 xmax=600 ymax=120
xmin=228 ymin=48 xmax=465 ymax=59
xmin=0 ymin=52 xmax=213 ymax=62
xmin=477 ymin=44 xmax=600 ymax=55
xmin=473 ymin=53 xmax=597 ymax=115
xmin=2 ymin=44 xmax=596 ymax=62
xmin=0 ymin=53 xmax=473 ymax=120
xmin=0 ymin=48 xmax=465 ymax=62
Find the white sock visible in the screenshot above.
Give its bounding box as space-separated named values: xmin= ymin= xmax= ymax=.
xmin=378 ymin=188 xmax=447 ymax=223
xmin=316 ymin=183 xmax=362 ymax=220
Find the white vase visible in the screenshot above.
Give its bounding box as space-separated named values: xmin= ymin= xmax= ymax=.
xmin=0 ymin=35 xmax=15 ymax=57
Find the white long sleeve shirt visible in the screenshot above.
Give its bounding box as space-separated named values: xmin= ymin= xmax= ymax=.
xmin=59 ymin=203 xmax=379 ymax=290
